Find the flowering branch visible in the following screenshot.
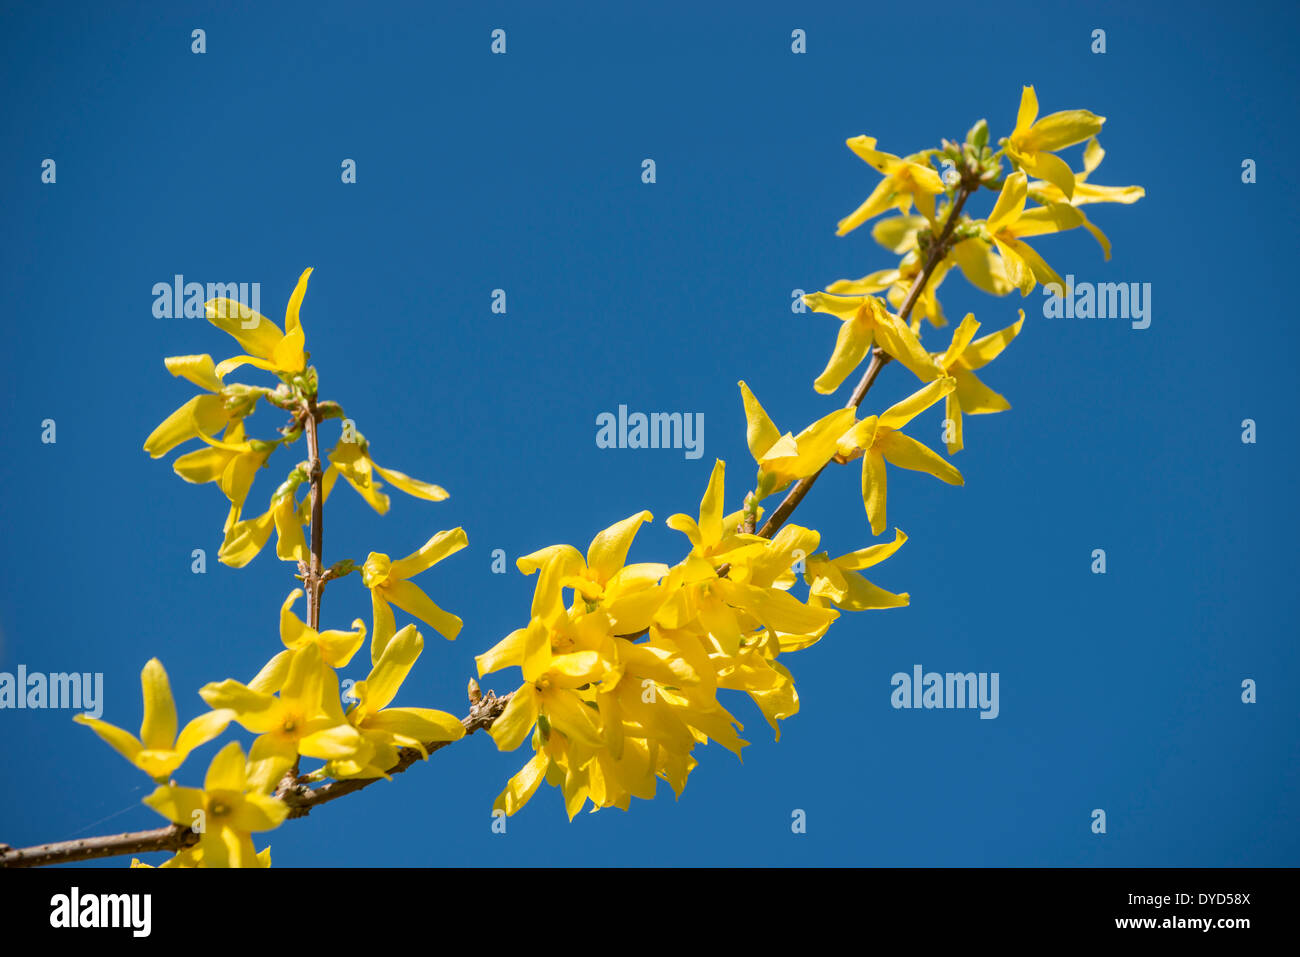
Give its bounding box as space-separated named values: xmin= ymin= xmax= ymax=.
xmin=0 ymin=690 xmax=514 ymax=867
xmin=759 ymin=180 xmax=976 ymax=540
xmin=3 ymin=87 xmax=1143 ymax=866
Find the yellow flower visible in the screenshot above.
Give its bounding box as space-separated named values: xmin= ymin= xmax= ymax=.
xmin=666 ymin=459 xmax=763 ymax=563
xmin=926 ymin=311 xmax=1024 ymax=453
xmin=200 ymin=643 xmax=364 ymax=771
xmin=738 ymin=381 xmax=858 ymax=495
xmin=1026 ymin=137 xmax=1145 ymax=259
xmin=805 ymin=528 xmax=910 ymax=611
xmin=142 ymin=741 xmax=288 ymax=869
xmin=825 ymin=252 xmax=953 ymax=331
xmin=172 ymin=417 xmax=279 ymax=513
xmin=362 ymin=527 xmax=467 ymax=660
xmin=487 ymin=617 xmax=608 ymax=753
xmin=324 ymin=624 xmax=465 ymax=780
xmin=836 ymin=377 xmax=963 ymax=535
xmin=512 ymin=510 xmax=669 ymax=636
xmin=984 ymin=171 xmax=1069 ymax=295
xmin=216 ymin=474 xmax=308 ymax=569
xmin=278 ymin=588 xmax=368 ymax=666
xmin=323 ymin=433 xmax=449 ymax=515
xmin=1005 ymin=85 xmax=1105 ymax=200
xmin=142 ymin=354 xmax=257 ymax=458
xmin=74 ymin=659 xmax=233 ymax=782
xmin=659 ymin=463 xmax=838 ymax=652
xmin=803 ymin=292 xmax=944 ymax=390
xmin=950 ymin=235 xmax=1016 ymax=297
xmin=205 ymin=267 xmax=313 ymax=378
xmin=836 ymin=137 xmax=946 ymax=235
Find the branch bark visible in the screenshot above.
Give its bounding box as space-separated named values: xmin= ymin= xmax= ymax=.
xmin=302 ymin=398 xmax=325 ymax=631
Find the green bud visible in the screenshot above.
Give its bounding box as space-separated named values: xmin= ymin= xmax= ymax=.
xmin=966 ymin=118 xmax=989 ymax=150
xmin=316 ymin=400 xmax=346 ymax=421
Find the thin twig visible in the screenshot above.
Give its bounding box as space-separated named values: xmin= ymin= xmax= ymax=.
xmin=302 ymin=399 xmax=325 ymax=631
xmin=0 ymin=825 xmax=199 ymax=869
xmin=756 ymin=182 xmax=975 ymax=541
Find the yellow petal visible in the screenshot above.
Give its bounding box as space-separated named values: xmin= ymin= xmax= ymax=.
xmin=273 ymin=495 xmax=307 ymax=564
xmin=945 ymin=392 xmax=963 ymax=454
xmin=164 ymin=354 xmax=223 ymax=393
xmin=229 ymin=791 xmax=289 ymax=833
xmin=737 ymin=380 xmax=781 ymax=461
xmin=213 ymin=354 xmax=280 ymax=378
xmin=835 ymin=527 xmax=909 ymax=570
xmin=878 ymin=377 xmax=955 ymax=431
xmin=367 ymin=707 xmax=465 ymax=745
xmin=871 ymin=215 xmax=927 ymax=254
xmin=144 ymin=394 xmax=229 ymax=458
xmin=389 ymin=527 xmax=468 ymax=580
xmin=490 ymin=687 xmax=539 ymax=751
xmin=218 ymin=506 xmax=276 ymax=568
xmin=586 ymin=511 xmax=653 ymax=586
xmin=696 ymin=460 xmax=726 ymax=548
xmin=1021 ymin=149 xmax=1077 ymax=200
xmin=1024 ymin=109 xmax=1105 ymax=153
xmin=204 ymin=299 xmax=284 ymax=358
xmin=836 ymin=178 xmax=896 ymax=235
xmin=876 ymin=431 xmax=964 ymax=486
xmin=372 ymin=463 xmax=449 ymax=502
xmin=383 ymin=579 xmax=463 ymax=641
xmin=172 ymin=445 xmax=233 ymax=484
xmin=950 ymin=238 xmax=1014 ymax=297
xmin=143 ymin=785 xmax=206 ymax=827
xmin=476 ymin=626 xmax=529 ymax=677
xmin=814 ymin=316 xmax=873 ymax=394
xmin=1013 ymin=85 xmax=1039 ymax=136
xmin=494 ymin=753 xmax=548 ymax=816
xmin=960 ymin=311 xmax=1024 ymax=369
xmin=363 ymin=624 xmax=423 ymax=711
xmin=138 ymin=659 xmax=179 ymax=752
xmin=953 ymin=368 xmax=1011 ymax=415
xmin=833 ymin=571 xmax=909 ymax=611
xmin=174 ymin=709 xmax=235 ymax=758
xmin=861 ymin=450 xmax=888 ymax=536
xmin=987 ymin=171 xmax=1028 ymax=234
xmin=73 ymin=716 xmax=142 ymax=766
xmin=203 ymin=740 xmax=248 ymax=792
xmin=941 ymin=313 xmax=980 ymax=370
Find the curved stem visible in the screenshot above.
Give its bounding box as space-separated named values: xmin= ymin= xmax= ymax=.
xmin=756 ymin=183 xmax=974 ymax=541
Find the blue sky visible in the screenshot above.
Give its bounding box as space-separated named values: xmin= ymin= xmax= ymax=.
xmin=1 ymin=0 xmax=1297 ymax=867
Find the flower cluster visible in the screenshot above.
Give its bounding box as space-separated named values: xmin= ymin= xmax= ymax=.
xmin=480 ymin=85 xmax=1142 ymax=817
xmin=78 ymin=273 xmax=467 ymax=865
xmin=57 ymin=85 xmax=1142 ymax=865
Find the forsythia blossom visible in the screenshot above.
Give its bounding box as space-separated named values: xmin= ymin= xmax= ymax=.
xmin=67 ymin=86 xmax=1143 ymax=866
